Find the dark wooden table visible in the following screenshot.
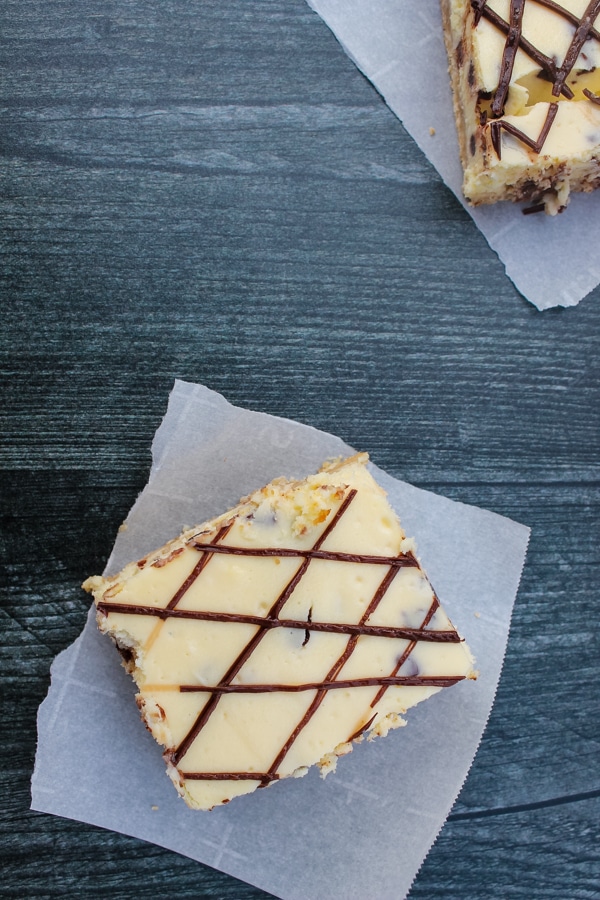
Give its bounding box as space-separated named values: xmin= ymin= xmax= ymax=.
xmin=2 ymin=1 xmax=599 ymax=898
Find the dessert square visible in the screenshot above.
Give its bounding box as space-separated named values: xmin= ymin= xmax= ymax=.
xmin=83 ymin=454 xmax=476 ymax=810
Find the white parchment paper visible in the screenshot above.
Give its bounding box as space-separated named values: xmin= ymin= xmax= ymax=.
xmin=306 ymin=0 xmax=600 ymax=310
xmin=32 ymin=381 xmax=530 ymax=900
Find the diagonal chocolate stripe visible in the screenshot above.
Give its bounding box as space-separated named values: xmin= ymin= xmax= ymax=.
xmin=475 ymin=5 xmax=573 ymax=98
xmin=96 ymin=602 xmax=462 ymax=643
xmin=263 ymin=561 xmax=404 ymax=783
xmin=182 ymin=772 xmax=280 ymax=782
xmin=347 ymin=712 xmax=378 ymax=743
xmin=141 ymin=521 xmax=233 ymax=654
xmin=533 ymin=0 xmax=600 ymax=39
xmin=186 ymin=540 xmax=421 ymax=568
xmin=490 ymin=102 xmax=559 ymax=158
xmin=178 ymin=675 xmax=466 ymax=694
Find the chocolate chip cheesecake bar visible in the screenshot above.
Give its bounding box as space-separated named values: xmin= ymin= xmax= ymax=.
xmin=84 ymin=455 xmax=476 ymax=810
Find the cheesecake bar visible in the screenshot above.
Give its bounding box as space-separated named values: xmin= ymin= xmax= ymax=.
xmin=83 ymin=454 xmax=476 ymax=810
xmin=441 ymin=0 xmax=600 ymax=213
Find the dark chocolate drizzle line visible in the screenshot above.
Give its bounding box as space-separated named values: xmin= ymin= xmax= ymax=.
xmin=178 ymin=675 xmax=464 ymax=694
xmin=370 ymin=594 xmax=440 ymax=709
xmin=475 ymin=4 xmax=574 ymax=98
xmin=532 ymin=0 xmax=600 ymax=39
xmin=302 ymin=606 xmax=312 ymax=647
xmin=492 ymin=0 xmax=526 ymax=117
xmin=171 ymin=489 xmax=359 ymax=767
xmin=472 ymin=0 xmax=487 ymax=27
xmin=472 ymin=0 xmax=600 ymax=158
xmin=553 ymin=0 xmax=600 ymax=97
xmin=490 ymin=102 xmax=558 ymax=158
xmin=95 ymin=601 xmax=461 ymax=642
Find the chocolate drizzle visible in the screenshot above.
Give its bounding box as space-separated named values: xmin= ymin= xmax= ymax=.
xmin=371 ymin=593 xmax=440 ymax=709
xmin=99 ymin=487 xmax=468 ymax=787
xmin=490 ymin=102 xmax=559 ymax=158
xmin=476 ymin=4 xmax=574 ymax=98
xmin=186 ymin=541 xmax=423 ymax=568
xmin=472 ymin=0 xmax=600 ymax=158
xmin=492 ymin=0 xmax=526 ymax=116
xmin=96 ymin=602 xmax=462 ymax=642
xmin=142 ymin=522 xmax=233 ymax=654
xmin=261 ymin=557 xmax=406 ymax=784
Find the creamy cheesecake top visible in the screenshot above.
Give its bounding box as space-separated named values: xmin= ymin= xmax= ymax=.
xmin=84 ymin=455 xmax=476 ymax=810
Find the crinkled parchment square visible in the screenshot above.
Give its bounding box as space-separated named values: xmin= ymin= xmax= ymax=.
xmin=32 ymin=381 xmax=529 ymax=900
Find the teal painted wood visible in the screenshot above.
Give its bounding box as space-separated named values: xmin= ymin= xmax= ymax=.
xmin=1 ymin=0 xmax=599 ymax=898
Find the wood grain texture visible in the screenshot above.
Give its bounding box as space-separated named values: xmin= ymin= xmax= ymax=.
xmin=1 ymin=0 xmax=599 ymax=897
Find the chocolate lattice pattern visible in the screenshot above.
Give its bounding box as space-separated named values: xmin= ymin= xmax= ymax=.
xmin=473 ymin=0 xmax=600 ymax=157
xmin=98 ymin=488 xmax=467 ymax=789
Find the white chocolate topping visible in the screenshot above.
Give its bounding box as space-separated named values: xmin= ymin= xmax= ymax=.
xmin=84 ymin=455 xmax=475 ymax=809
